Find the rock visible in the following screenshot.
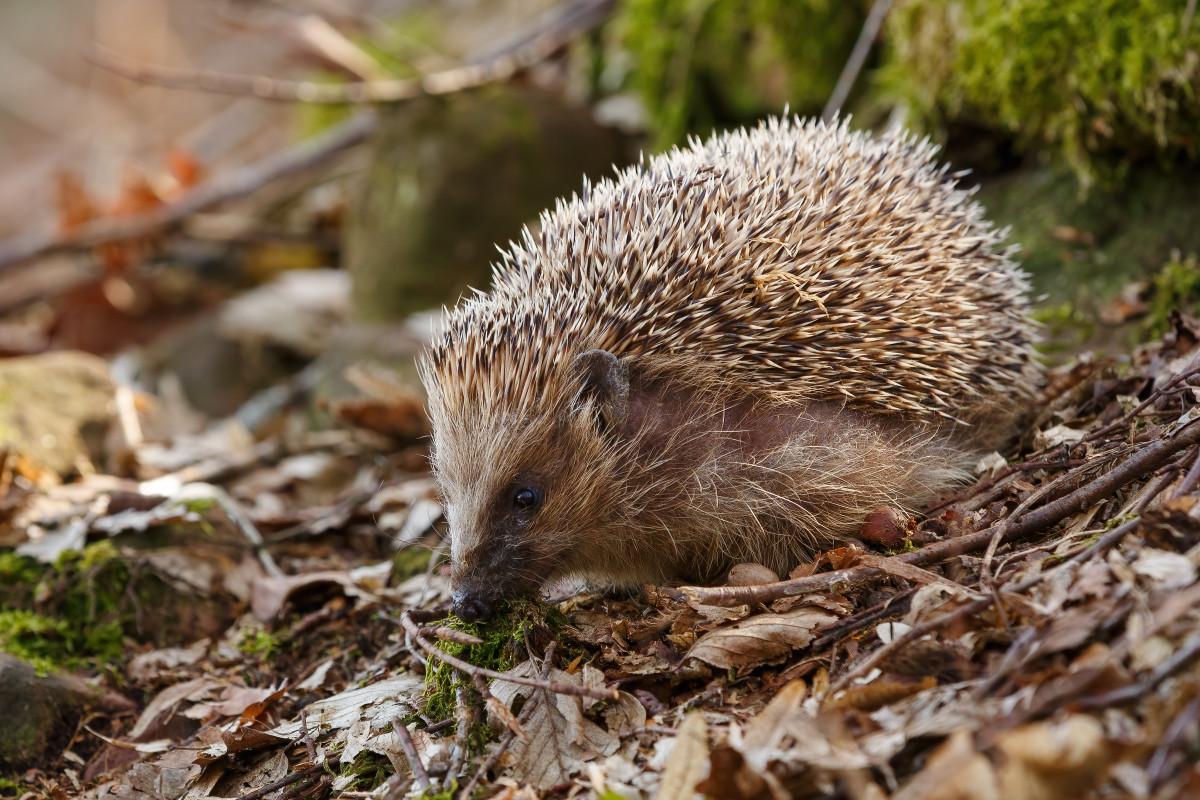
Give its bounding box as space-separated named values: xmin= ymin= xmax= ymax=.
xmin=0 ymin=654 xmax=135 ymax=771
xmin=345 ymin=85 xmax=627 ymax=320
xmin=0 ymin=351 xmax=114 ymax=475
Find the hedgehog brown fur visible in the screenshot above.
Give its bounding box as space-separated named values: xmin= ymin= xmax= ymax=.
xmin=420 ymin=117 xmax=1041 ymax=621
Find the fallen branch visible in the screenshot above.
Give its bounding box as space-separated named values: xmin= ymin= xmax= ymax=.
xmin=398 ymin=610 xmax=617 ymax=701
xmin=390 ymin=714 xmax=430 ymax=791
xmin=682 ymin=419 xmax=1200 ymax=607
xmin=89 ymin=0 xmax=613 ymax=103
xmin=457 ymin=643 xmax=557 ymax=800
xmin=236 ymin=756 xmax=341 ymax=800
xmin=0 ymin=112 xmax=376 ymax=273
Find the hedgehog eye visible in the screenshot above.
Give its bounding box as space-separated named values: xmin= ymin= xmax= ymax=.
xmin=513 ymin=486 xmax=541 ymax=512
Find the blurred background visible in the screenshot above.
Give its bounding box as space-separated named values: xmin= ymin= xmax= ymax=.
xmin=2 ymin=0 xmax=1200 ymax=388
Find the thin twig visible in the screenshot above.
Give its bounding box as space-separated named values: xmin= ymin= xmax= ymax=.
xmin=235 ymin=756 xmax=341 ymax=800
xmin=821 ymin=0 xmax=895 ymax=121
xmin=88 ymin=0 xmax=614 ymax=104
xmin=398 ymin=610 xmax=616 ymax=701
xmin=457 ymin=643 xmax=558 ymax=800
xmin=391 ymin=714 xmax=430 ymax=791
xmin=810 ymin=588 xmax=917 ymax=650
xmin=0 ymin=113 xmax=376 ymax=273
xmin=1174 ymin=444 xmax=1200 ymax=498
xmin=1076 ymin=624 xmax=1200 ymax=709
xmin=1148 ymin=697 xmax=1200 ymax=787
xmin=300 ymin=708 xmax=316 ymax=763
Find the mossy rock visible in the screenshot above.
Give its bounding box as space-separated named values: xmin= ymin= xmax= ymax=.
xmin=0 ymin=654 xmax=134 ymax=771
xmin=0 ymin=351 xmax=113 ymax=475
xmin=345 ymin=85 xmax=627 ymax=320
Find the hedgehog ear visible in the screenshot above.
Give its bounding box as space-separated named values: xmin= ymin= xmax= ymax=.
xmin=573 ymin=350 xmax=629 ymax=432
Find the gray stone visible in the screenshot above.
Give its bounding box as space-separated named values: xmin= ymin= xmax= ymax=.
xmin=0 ymin=653 xmax=134 ymax=771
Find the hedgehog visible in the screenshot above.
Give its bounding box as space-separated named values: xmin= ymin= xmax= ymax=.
xmin=420 ymin=116 xmax=1041 ymax=622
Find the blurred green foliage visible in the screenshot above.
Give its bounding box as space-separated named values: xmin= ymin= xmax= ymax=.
xmin=611 ymin=0 xmax=865 ymax=149
xmin=1144 ymin=252 xmax=1200 ymax=338
xmin=614 ymin=0 xmax=1200 ymax=187
xmin=879 ymin=0 xmax=1200 ymax=189
xmin=0 ymin=544 xmax=128 ymax=674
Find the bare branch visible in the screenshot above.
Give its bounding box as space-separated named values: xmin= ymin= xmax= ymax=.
xmin=0 ymin=111 xmax=376 ymax=273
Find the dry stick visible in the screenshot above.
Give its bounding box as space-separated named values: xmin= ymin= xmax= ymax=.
xmin=236 ymin=756 xmax=340 ymax=800
xmin=1148 ymin=697 xmax=1200 ymax=787
xmin=0 ymin=112 xmax=376 ymax=273
xmin=1174 ymin=443 xmax=1200 ymax=498
xmin=88 ymin=0 xmax=613 ymax=103
xmin=300 ymin=708 xmax=316 ymax=763
xmin=831 ymin=514 xmax=1148 ymax=696
xmin=398 ymin=610 xmax=616 ymax=701
xmin=457 ymin=643 xmax=558 ymax=800
xmin=684 ymin=420 xmax=1200 ymax=608
xmin=1076 ymin=624 xmax=1200 ymax=710
xmin=391 ymin=714 xmax=431 ymax=791
xmin=810 ymin=587 xmax=918 ymax=650
xmin=821 ymin=0 xmax=895 ymax=122
xmin=1083 ymin=361 xmax=1200 ymax=444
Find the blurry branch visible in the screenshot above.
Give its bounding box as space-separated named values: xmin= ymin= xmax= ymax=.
xmin=89 ymin=0 xmax=614 ymax=104
xmin=0 ymin=0 xmax=614 ymax=276
xmin=0 ymin=111 xmax=376 ymax=273
xmin=821 ymin=0 xmax=894 ymax=122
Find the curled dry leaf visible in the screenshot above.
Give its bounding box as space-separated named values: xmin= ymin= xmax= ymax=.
xmin=686 ymin=607 xmax=835 ymax=669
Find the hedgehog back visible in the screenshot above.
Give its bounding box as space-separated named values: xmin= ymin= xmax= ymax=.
xmin=426 ymin=117 xmax=1039 ymax=424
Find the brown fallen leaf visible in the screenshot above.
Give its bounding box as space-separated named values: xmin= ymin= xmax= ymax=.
xmin=892 ymin=729 xmax=998 ymax=800
xmin=686 ymin=607 xmax=835 ymax=669
xmin=994 ymin=715 xmax=1110 ymax=800
xmin=654 ymin=712 xmax=709 ymax=800
xmin=488 ymin=661 xmax=633 ymax=790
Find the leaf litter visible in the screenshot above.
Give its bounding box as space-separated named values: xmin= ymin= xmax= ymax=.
xmin=9 ymin=283 xmax=1200 ymax=799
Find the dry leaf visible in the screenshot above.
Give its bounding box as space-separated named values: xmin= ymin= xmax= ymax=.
xmin=893 ymin=730 xmax=998 ymax=800
xmin=488 ymin=661 xmax=623 ymax=790
xmin=686 ymin=607 xmax=834 ymax=669
xmin=995 ymin=715 xmax=1110 ymax=800
xmin=654 ymin=712 xmax=708 ymax=800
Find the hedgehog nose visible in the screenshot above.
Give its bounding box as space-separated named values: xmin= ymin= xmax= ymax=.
xmin=453 ymin=591 xmax=494 ymax=623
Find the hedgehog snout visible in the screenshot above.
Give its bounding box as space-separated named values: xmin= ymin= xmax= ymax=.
xmin=453 ymin=588 xmax=495 ymax=623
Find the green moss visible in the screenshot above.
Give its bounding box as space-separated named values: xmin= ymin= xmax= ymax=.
xmin=393 ymin=547 xmax=434 ymax=583
xmin=238 ymin=629 xmax=283 ymax=661
xmin=337 ymin=751 xmax=393 ymax=792
xmin=612 ymin=0 xmax=865 ymax=149
xmin=1143 ymin=253 xmax=1200 ymax=338
xmin=0 ymin=544 xmax=135 ymax=672
xmin=0 ymin=777 xmax=23 ymax=798
xmin=1032 ymin=301 xmax=1095 ymax=354
xmin=879 ymin=0 xmax=1200 ymax=189
xmin=423 ymin=598 xmax=567 ymax=723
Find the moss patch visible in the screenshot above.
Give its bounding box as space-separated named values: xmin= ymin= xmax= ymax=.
xmin=613 ymin=0 xmax=864 ymax=149
xmin=879 ymin=0 xmax=1200 ymax=188
xmin=0 ymin=544 xmax=129 ymax=673
xmin=337 ymin=751 xmax=393 ymax=793
xmin=422 ymin=598 xmax=567 ymax=723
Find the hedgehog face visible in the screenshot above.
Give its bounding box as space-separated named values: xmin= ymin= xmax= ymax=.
xmin=431 ymin=350 xmax=629 ymax=622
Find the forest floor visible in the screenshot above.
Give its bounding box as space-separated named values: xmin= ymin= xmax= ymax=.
xmin=4 ymin=291 xmax=1200 ymax=800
